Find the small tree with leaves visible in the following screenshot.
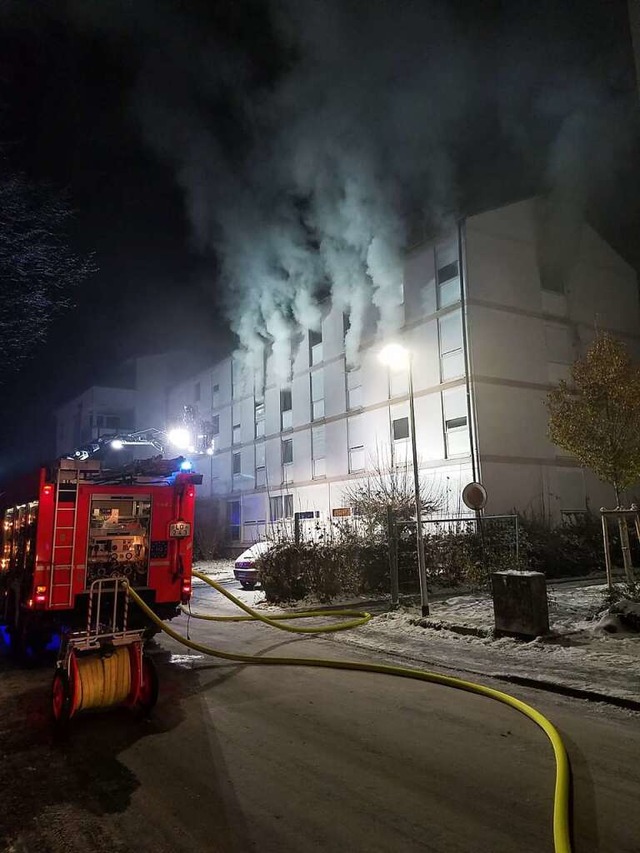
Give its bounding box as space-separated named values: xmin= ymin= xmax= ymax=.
xmin=546 ymin=333 xmax=640 ymax=504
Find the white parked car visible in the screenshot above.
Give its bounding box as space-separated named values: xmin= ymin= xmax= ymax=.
xmin=233 ymin=540 xmax=273 ymax=589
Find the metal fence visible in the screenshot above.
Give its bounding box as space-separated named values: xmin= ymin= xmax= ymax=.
xmin=393 ymin=514 xmax=520 ymax=595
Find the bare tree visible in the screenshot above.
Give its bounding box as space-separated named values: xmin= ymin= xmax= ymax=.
xmin=0 ymin=171 xmax=95 ymax=376
xmin=342 ymin=444 xmax=444 ymax=534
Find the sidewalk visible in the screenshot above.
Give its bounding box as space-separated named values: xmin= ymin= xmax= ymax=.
xmin=193 ymin=561 xmax=640 ymax=709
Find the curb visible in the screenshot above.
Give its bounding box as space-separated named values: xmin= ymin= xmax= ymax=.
xmin=488 ymin=673 xmax=640 ymax=713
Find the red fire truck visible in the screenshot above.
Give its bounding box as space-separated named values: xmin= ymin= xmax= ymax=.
xmin=0 ymin=455 xmax=202 ymax=659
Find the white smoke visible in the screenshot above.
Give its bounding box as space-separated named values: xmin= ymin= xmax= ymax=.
xmin=60 ymin=0 xmax=636 ymax=377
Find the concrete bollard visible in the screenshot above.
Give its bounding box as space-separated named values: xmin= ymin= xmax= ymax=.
xmin=491 ymin=571 xmax=549 ymax=639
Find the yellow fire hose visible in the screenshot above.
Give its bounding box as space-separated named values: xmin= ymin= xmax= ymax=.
xmin=123 ymin=571 xmax=572 ymax=853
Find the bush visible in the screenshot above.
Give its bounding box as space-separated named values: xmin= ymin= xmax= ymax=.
xmin=258 ymin=533 xmax=389 ymax=603
xmin=257 ymin=511 xmax=610 ymax=603
xmin=518 ymin=512 xmax=604 ymax=579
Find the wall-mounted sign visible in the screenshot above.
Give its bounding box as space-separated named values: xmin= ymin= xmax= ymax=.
xmin=332 ymin=507 xmax=352 ymax=518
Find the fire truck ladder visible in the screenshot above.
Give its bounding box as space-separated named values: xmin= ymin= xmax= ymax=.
xmin=50 ymin=466 xmax=81 ymax=608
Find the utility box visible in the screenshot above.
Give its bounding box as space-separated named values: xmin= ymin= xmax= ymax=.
xmin=491 ymin=571 xmax=549 ymax=639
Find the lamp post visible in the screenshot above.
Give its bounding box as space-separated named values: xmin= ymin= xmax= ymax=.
xmin=379 ymin=343 xmax=429 ymax=617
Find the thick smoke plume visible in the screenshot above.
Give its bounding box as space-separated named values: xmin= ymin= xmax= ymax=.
xmin=66 ymin=0 xmax=636 ymax=379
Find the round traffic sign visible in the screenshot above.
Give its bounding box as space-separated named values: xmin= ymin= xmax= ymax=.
xmin=462 ymin=481 xmax=488 ymax=511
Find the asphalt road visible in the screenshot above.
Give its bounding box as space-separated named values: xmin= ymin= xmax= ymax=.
xmin=1 ymin=580 xmax=639 ymax=852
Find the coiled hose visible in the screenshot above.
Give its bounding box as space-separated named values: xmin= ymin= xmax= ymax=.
xmin=124 ymin=571 xmax=572 ymax=853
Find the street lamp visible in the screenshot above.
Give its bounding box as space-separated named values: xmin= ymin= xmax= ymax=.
xmin=379 ymin=343 xmax=429 ymax=617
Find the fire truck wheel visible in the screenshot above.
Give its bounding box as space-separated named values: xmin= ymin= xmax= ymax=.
xmin=52 ymin=670 xmax=73 ymax=724
xmin=137 ymin=654 xmax=158 ymax=715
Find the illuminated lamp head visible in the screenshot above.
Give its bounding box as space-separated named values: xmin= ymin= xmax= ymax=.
xmin=167 ymin=428 xmax=191 ymax=450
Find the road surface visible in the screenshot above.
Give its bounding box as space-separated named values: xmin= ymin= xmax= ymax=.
xmin=0 ymin=579 xmax=639 ymax=852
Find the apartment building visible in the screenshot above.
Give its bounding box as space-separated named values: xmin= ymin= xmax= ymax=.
xmin=166 ymin=197 xmax=639 ymax=546
xmin=54 ymin=353 xmax=182 ymax=458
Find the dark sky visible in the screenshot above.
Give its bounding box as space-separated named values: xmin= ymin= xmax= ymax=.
xmin=1 ymin=0 xmax=639 ymax=477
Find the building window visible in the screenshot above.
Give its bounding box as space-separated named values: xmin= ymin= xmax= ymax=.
xmin=348 ymin=415 xmax=365 ymax=473
xmin=311 ymin=370 xmax=324 ymax=420
xmin=282 ymin=438 xmax=293 ymax=465
xmin=436 ymin=241 xmax=460 ymax=308
xmin=255 ymin=442 xmax=266 ymax=487
xmin=280 ymin=388 xmax=292 ymax=430
xmin=312 ymin=425 xmax=326 ymax=478
xmin=439 ymin=309 xmax=464 ymax=381
xmin=443 ymin=386 xmax=470 ymax=458
xmin=227 ymin=500 xmax=241 ymax=541
xmin=309 ymin=328 xmax=323 ymax=366
xmin=232 ymin=412 xmax=241 ymax=445
xmin=392 ymin=416 xmax=410 ymax=441
xmin=269 ymin=494 xmax=293 ymax=521
xmin=343 ymin=312 xmax=351 ymax=340
xmin=232 ymin=359 xmax=245 ymax=400
xmin=212 ymin=415 xmax=220 ymax=435
xmin=255 ymin=401 xmax=265 ymax=438
xmin=212 ymin=383 xmax=220 ymax=409
xmin=232 ymin=452 xmax=241 ymax=475
xmin=269 ymin=496 xmax=282 ymax=521
xmin=284 ymin=494 xmax=294 ymax=518
xmin=389 ymin=366 xmax=409 ymax=398
xmin=347 ymin=368 xmax=362 ymax=410
xmin=194 ymin=381 xmax=201 ymax=402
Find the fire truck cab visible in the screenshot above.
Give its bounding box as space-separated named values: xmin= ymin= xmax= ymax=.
xmin=1 ymin=455 xmax=202 ymax=658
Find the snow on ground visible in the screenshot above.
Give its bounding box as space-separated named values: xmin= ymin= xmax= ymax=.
xmin=192 ymin=558 xmax=236 ymax=584
xmin=326 ymin=583 xmax=640 ymax=704
xmin=190 ymin=564 xmax=640 ymax=704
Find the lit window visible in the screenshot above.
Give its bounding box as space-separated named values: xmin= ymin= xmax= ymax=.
xmin=227 ymin=500 xmax=241 ymax=541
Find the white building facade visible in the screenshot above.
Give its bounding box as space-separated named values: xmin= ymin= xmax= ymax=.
xmin=165 ymin=197 xmax=639 ymax=546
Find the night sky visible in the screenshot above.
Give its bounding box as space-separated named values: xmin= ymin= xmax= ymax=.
xmin=1 ymin=0 xmax=639 ymax=477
